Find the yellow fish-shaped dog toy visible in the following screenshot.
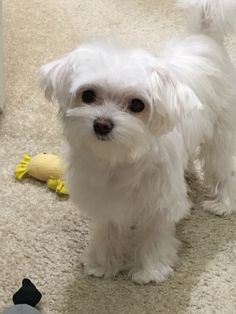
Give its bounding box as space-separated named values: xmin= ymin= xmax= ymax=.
xmin=15 ymin=153 xmax=68 ymax=195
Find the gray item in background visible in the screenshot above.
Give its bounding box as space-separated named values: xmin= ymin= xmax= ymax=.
xmin=2 ymin=304 xmax=41 ymax=314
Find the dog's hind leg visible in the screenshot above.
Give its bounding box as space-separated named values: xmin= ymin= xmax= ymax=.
xmin=200 ymin=120 xmax=236 ymax=216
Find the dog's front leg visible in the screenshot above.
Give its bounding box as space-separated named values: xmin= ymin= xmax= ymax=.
xmin=82 ymin=221 xmax=124 ymax=278
xmin=129 ymin=215 xmax=180 ymax=284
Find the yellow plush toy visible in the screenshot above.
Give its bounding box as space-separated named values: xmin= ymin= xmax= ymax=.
xmin=15 ymin=153 xmax=69 ymax=195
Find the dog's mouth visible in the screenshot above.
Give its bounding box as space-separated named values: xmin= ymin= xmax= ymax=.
xmin=95 ymin=134 xmax=112 ymax=141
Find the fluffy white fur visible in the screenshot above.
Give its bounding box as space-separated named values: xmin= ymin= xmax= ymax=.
xmin=40 ymin=0 xmax=236 ymax=284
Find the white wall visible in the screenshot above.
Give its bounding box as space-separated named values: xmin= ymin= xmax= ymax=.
xmin=0 ymin=0 xmax=4 ymax=112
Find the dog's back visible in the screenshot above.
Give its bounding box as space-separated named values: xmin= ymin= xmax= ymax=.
xmin=178 ymin=0 xmax=236 ymax=41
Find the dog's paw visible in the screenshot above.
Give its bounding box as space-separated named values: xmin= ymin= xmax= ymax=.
xmin=83 ymin=262 xmax=121 ymax=279
xmin=130 ymin=264 xmax=174 ymax=284
xmin=202 ymin=198 xmax=235 ymax=217
xmin=81 ymin=250 xmax=121 ymax=278
xmin=81 ymin=253 xmax=105 ymax=278
xmin=83 ymin=263 xmax=106 ymax=278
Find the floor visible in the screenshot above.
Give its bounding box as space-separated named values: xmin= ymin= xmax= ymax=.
xmin=1 ymin=0 xmax=236 ymax=313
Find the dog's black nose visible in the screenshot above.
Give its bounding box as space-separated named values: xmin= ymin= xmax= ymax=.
xmin=93 ymin=118 xmax=114 ymax=136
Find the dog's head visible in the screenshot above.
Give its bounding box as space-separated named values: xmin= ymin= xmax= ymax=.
xmin=40 ymin=42 xmax=201 ymax=164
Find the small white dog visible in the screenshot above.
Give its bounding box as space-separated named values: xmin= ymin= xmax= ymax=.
xmin=40 ymin=0 xmax=236 ymax=284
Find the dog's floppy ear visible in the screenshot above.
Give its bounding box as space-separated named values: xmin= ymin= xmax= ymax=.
xmin=40 ymin=43 xmax=106 ymax=109
xmin=40 ymin=54 xmax=71 ymax=108
xmin=150 ymin=67 xmax=203 ymax=133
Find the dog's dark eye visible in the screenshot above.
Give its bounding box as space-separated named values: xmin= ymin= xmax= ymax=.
xmin=82 ymin=90 xmax=96 ymax=104
xmin=129 ymin=98 xmax=145 ymax=113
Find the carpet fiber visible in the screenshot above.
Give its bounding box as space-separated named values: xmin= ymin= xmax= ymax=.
xmin=1 ymin=1 xmax=236 ymax=313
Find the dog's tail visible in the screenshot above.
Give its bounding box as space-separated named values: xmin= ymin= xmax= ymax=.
xmin=177 ymin=0 xmax=236 ymax=41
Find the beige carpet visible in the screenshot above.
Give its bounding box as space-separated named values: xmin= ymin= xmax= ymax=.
xmin=1 ymin=0 xmax=236 ymax=313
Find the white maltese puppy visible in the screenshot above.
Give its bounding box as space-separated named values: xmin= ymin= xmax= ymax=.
xmin=40 ymin=0 xmax=236 ymax=284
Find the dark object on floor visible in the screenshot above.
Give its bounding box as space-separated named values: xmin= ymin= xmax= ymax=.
xmin=1 ymin=278 xmax=42 ymax=314
xmin=13 ymin=278 xmax=42 ymax=307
